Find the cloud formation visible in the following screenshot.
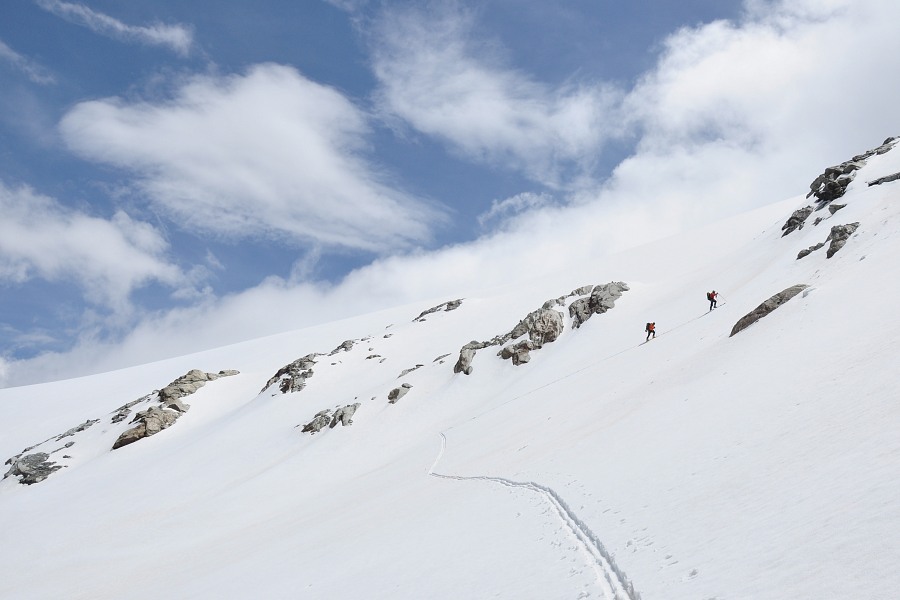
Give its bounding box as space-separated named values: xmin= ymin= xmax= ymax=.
xmin=0 ymin=38 xmax=55 ymax=84
xmin=60 ymin=64 xmax=446 ymax=253
xmin=369 ymin=3 xmax=624 ymax=189
xmin=34 ymin=0 xmax=194 ymax=56
xmin=5 ymin=0 xmax=900 ymax=387
xmin=0 ymin=181 xmax=185 ymax=313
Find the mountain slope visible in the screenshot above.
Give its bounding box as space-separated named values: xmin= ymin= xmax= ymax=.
xmin=1 ymin=139 xmax=899 ymax=599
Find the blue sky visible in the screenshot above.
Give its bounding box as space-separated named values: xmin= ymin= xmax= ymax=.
xmin=1 ymin=0 xmax=898 ymax=386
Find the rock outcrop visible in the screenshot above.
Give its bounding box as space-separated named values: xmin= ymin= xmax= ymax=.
xmin=568 ymin=282 xmax=629 ymax=328
xmin=730 ymin=285 xmax=808 ymax=337
xmin=781 ymin=206 xmax=813 ymax=236
xmin=826 ymin=223 xmax=860 ymax=258
xmin=797 ymin=242 xmax=825 ymax=260
xmin=806 ymin=137 xmax=897 ymax=205
xmin=329 ymin=340 xmax=356 ymax=356
xmin=112 ymin=406 xmax=180 ymax=449
xmin=262 ymin=354 xmax=319 ymax=394
xmin=301 ymin=410 xmax=333 ymax=434
xmin=867 ymin=172 xmax=900 ymax=187
xmin=330 ymin=403 xmax=360 ymax=427
xmin=388 ymin=384 xmax=412 ymax=404
xmin=413 ymin=299 xmax=463 ymax=322
xmin=3 ymin=453 xmax=62 ymax=485
xmin=454 ymin=282 xmax=628 ymax=374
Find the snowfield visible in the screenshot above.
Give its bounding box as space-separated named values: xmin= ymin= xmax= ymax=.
xmin=1 ymin=144 xmax=899 ymax=599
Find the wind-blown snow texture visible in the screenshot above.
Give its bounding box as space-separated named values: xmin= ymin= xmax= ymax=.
xmin=1 ymin=142 xmax=899 ymax=599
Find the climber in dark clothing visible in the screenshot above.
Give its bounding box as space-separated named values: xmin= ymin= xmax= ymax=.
xmin=645 ymin=322 xmax=656 ymax=341
xmin=708 ymin=290 xmax=718 ymax=311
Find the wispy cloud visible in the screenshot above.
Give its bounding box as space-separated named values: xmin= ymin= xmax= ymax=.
xmin=34 ymin=0 xmax=194 ymax=56
xmin=477 ymin=192 xmax=555 ymax=229
xmin=59 ymin=64 xmax=448 ymax=253
xmin=369 ymin=3 xmax=624 ymax=189
xmin=0 ymin=38 xmax=55 ymax=84
xmin=0 ymin=180 xmax=187 ymax=314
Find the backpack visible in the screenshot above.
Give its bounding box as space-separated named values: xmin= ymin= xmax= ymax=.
xmin=707 ymin=292 xmax=713 ymax=300
xmin=645 ymin=322 xmax=652 ymax=332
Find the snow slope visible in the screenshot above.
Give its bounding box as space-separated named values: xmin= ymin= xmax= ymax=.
xmin=1 ymin=143 xmax=899 ymax=599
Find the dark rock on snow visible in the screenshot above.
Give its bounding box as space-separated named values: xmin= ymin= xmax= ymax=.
xmin=413 ymin=299 xmax=463 ymax=322
xmin=569 ymin=282 xmax=629 ymax=329
xmin=388 ymin=383 xmax=413 ymax=404
xmin=301 ymin=410 xmax=333 ymax=434
xmin=867 ymin=172 xmax=900 ymax=187
xmin=330 ymin=403 xmax=360 ymax=428
xmin=730 ymin=284 xmax=809 ymax=337
xmin=796 ymin=242 xmax=825 ymax=260
xmin=4 ymin=453 xmax=62 ymax=485
xmin=826 ymin=222 xmax=860 ymax=258
xmin=262 ymin=354 xmax=318 ymax=394
xmin=781 ymin=206 xmax=813 ymax=236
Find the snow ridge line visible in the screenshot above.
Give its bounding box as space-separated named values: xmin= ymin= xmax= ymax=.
xmin=429 ymin=433 xmax=641 ymax=600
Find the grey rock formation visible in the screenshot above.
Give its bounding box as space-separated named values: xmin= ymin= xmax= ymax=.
xmin=730 ymin=284 xmax=808 ymax=337
xmin=807 ymin=137 xmax=897 ymax=205
xmin=111 ymin=396 xmax=152 ymax=424
xmin=867 ymin=172 xmax=900 ymax=187
xmin=453 ymin=344 xmax=478 ymax=375
xmin=4 ymin=453 xmax=62 ymax=485
xmin=781 ymin=206 xmax=813 ymax=236
xmin=828 ymin=203 xmax=847 ymax=215
xmin=301 ymin=410 xmax=332 ymax=434
xmin=329 ymin=340 xmax=356 ymax=355
xmin=797 ymin=242 xmax=825 ymax=260
xmin=413 ymin=299 xmax=463 ymax=322
xmin=433 ymin=353 xmax=451 ymax=363
xmin=58 ymin=419 xmax=100 ymax=439
xmin=262 ymin=354 xmax=318 ymax=394
xmin=569 ymin=282 xmax=630 ymax=329
xmin=330 ymin=403 xmax=360 ymax=428
xmin=498 ymin=340 xmax=535 ymax=365
xmin=510 ymin=308 xmax=565 ymax=345
xmin=112 ymin=406 xmax=180 ymax=449
xmin=826 ymin=222 xmax=860 ymax=258
xmin=398 ymin=365 xmax=424 ymax=378
xmin=388 ymin=383 xmax=413 ymax=404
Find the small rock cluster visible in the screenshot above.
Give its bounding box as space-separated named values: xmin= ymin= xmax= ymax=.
xmin=806 ymin=137 xmax=896 ymax=206
xmin=454 ymin=282 xmax=628 ymax=375
xmin=262 ymin=354 xmax=319 ymax=394
xmin=300 ymin=403 xmax=361 ymax=434
xmin=388 ymin=383 xmax=413 ymax=404
xmin=796 ymin=222 xmax=860 ymax=260
xmin=413 ymin=299 xmax=463 ymax=322
xmin=3 ymin=418 xmax=101 ymax=485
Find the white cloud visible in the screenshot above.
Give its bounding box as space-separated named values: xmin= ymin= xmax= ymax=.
xmin=0 ymin=181 xmax=185 ymax=313
xmin=5 ymin=0 xmax=900 ymax=387
xmin=59 ymin=64 xmax=447 ymax=253
xmin=34 ymin=0 xmax=194 ymax=56
xmin=369 ymin=3 xmax=624 ymax=189
xmin=0 ymin=38 xmax=55 ymax=85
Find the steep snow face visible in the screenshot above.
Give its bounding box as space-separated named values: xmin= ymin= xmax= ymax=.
xmin=1 ymin=142 xmax=899 ymax=599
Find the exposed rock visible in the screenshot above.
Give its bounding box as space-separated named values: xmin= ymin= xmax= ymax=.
xmin=781 ymin=206 xmax=813 ymax=236
xmin=330 ymin=403 xmax=360 ymax=428
xmin=58 ymin=419 xmax=100 ymax=439
xmin=4 ymin=453 xmax=62 ymax=485
xmin=329 ymin=340 xmax=356 ymax=356
xmin=807 ymin=137 xmax=897 ymax=204
xmin=300 ymin=410 xmax=333 ymax=434
xmin=569 ymin=282 xmax=630 ymax=329
xmin=111 ymin=395 xmax=152 ymax=424
xmin=398 ymin=365 xmax=424 ymax=378
xmin=730 ymin=285 xmax=808 ymax=337
xmin=797 ymin=242 xmax=825 ymax=260
xmin=828 ymin=203 xmax=847 ymax=215
xmin=388 ymin=383 xmax=413 ymax=404
xmin=453 ymin=345 xmax=478 ymax=375
xmin=867 ymin=172 xmax=900 ymax=187
xmin=510 ymin=308 xmax=565 ymax=346
xmin=498 ymin=340 xmax=535 ymax=365
xmin=826 ymin=222 xmax=860 ymax=258
xmin=112 ymin=406 xmax=181 ymax=450
xmin=433 ymin=353 xmax=451 ymax=363
xmin=366 ymin=354 xmax=381 ymax=360
xmin=413 ymin=299 xmax=463 ymax=322
xmin=262 ymin=353 xmax=319 ymax=394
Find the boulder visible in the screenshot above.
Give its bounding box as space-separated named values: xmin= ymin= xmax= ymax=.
xmin=780 ymin=206 xmax=813 ymax=236
xmin=498 ymin=340 xmax=535 ymax=365
xmin=510 ymin=308 xmax=565 ymax=346
xmin=453 ymin=345 xmax=478 ymax=375
xmin=413 ymin=299 xmax=463 ymax=322
xmin=388 ymin=383 xmax=413 ymax=404
xmin=330 ymin=403 xmax=360 ymax=428
xmin=328 ymin=340 xmax=356 ymax=355
xmin=827 ymin=203 xmax=847 ymax=215
xmin=730 ymin=285 xmax=808 ymax=337
xmin=826 ymin=222 xmax=860 ymax=258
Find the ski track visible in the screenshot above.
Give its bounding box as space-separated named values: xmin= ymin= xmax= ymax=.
xmin=429 ymin=433 xmax=641 ymax=600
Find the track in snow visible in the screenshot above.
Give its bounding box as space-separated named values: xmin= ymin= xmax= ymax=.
xmin=428 ymin=433 xmax=641 ymax=600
